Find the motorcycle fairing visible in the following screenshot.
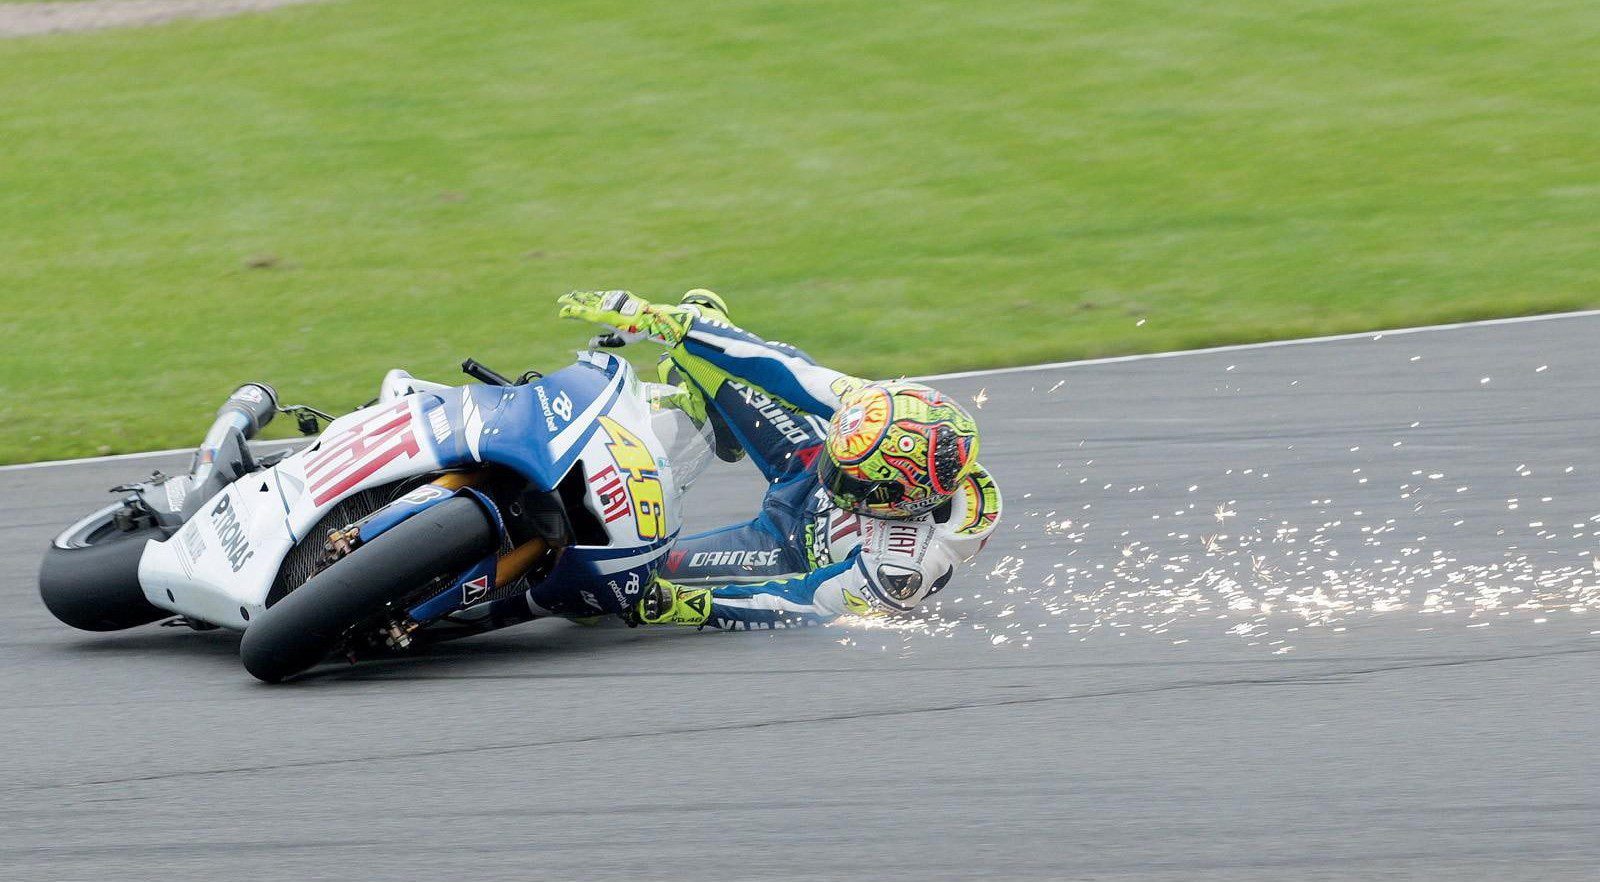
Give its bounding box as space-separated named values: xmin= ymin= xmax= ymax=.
xmin=137 ymin=352 xmax=681 ymax=629
xmin=407 ymin=353 xmax=684 ymax=619
xmin=491 ymin=354 xmax=683 ymax=616
xmin=138 ymin=391 xmax=452 ymax=629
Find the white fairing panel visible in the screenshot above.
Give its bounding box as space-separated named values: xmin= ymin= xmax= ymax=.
xmin=573 ymin=377 xmax=685 ymax=555
xmin=139 ymin=394 xmax=447 ymax=629
xmin=379 ymin=368 xmax=453 ymax=402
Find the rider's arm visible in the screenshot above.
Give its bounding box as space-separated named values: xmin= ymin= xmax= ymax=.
xmin=698 ymin=558 xmax=859 ymax=630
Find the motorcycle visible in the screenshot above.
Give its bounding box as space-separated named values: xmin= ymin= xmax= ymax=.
xmin=38 ymin=350 xmax=713 ymax=682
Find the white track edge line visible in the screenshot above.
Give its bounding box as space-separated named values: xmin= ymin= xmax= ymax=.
xmin=5 ymin=308 xmax=1597 ymax=472
xmin=914 ymin=308 xmax=1600 ymax=382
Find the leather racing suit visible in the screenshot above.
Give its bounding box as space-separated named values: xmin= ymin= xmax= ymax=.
xmin=656 ymin=310 xmax=1003 ymax=629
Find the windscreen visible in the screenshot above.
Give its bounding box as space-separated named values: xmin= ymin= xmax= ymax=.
xmin=642 ymin=384 xmax=715 ymax=496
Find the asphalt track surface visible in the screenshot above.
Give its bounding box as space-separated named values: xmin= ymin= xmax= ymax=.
xmin=3 ymin=316 xmax=1598 ymax=881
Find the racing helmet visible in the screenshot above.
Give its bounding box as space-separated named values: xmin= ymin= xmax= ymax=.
xmin=817 ymin=381 xmax=981 ymax=519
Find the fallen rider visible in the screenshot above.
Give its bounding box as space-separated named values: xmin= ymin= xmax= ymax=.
xmin=555 ymin=288 xmax=1003 ymax=630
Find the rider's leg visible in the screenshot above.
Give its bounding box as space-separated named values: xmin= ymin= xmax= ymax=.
xmin=658 ymin=352 xmax=829 ymax=483
xmin=661 ymin=468 xmax=817 ymax=584
xmin=658 ymin=356 xmax=746 ymax=465
xmin=652 ymin=290 xmax=830 ymax=482
xmin=661 ymin=513 xmax=808 ymax=584
xmin=637 ymin=558 xmax=858 ymax=630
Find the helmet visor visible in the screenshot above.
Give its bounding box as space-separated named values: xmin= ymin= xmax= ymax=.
xmin=818 ymin=455 xmax=907 ymax=516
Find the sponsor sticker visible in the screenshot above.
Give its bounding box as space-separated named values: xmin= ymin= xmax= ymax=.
xmin=587 ymin=463 xmax=631 ymax=525
xmin=806 ymin=500 xmax=863 ymax=567
xmin=305 ymin=401 xmax=422 ymax=506
xmin=594 ymin=416 xmax=666 ymax=541
xmin=887 ymin=523 xmax=921 ymax=555
xmin=163 ymin=479 xmax=188 ymax=513
xmin=535 ymin=386 xmax=576 ymax=432
xmin=400 ymin=484 xmax=449 ymax=505
xmin=551 ymin=391 xmax=573 ymax=422
xmin=605 ymin=571 xmax=641 ymax=607
xmin=427 ymin=407 xmax=451 ymax=444
xmin=731 ymin=381 xmax=812 ymax=445
xmin=208 ymin=494 xmax=254 ymax=573
xmin=686 ymin=549 xmax=781 ymax=569
xmin=461 ymin=574 xmax=491 ymax=604
xmin=181 ymin=526 xmax=207 ymax=563
xmin=836 ymin=405 xmax=864 ymax=437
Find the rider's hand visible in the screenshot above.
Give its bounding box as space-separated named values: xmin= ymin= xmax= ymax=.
xmin=557 ymin=290 xmax=690 ymax=346
xmin=557 ymin=290 xmax=650 ymax=328
xmin=625 ymin=576 xmax=712 ymax=627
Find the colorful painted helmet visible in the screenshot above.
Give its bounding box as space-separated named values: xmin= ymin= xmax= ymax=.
xmin=817 ymin=381 xmax=981 ymax=519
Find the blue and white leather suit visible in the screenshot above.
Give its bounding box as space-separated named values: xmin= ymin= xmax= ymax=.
xmin=658 ymin=314 xmax=1003 ymax=629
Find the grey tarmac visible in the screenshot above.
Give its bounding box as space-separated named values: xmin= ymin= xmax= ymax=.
xmin=1 ymin=314 xmax=1597 ymax=881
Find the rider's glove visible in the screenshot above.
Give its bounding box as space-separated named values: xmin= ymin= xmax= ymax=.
xmin=625 ymin=576 xmax=713 ymax=627
xmin=557 ymin=290 xmax=691 ymax=347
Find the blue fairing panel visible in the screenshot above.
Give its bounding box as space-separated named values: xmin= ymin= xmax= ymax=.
xmin=424 ymin=353 xmax=627 ymax=490
xmin=524 ymin=536 xmax=675 ymax=616
xmin=480 ymin=356 xmax=626 ymax=490
xmin=401 ymin=352 xmax=670 ymax=621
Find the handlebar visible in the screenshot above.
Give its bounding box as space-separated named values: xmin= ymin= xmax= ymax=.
xmin=461 ymin=359 xmax=515 ymax=387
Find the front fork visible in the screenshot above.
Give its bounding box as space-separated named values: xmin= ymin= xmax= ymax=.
xmin=416 ymin=473 xmax=557 ymax=589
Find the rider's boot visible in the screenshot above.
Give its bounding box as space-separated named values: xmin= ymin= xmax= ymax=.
xmin=657 ymin=289 xmax=746 ymax=464
xmin=679 ymin=288 xmax=730 ymax=323
xmin=629 ymin=577 xmax=713 ymax=627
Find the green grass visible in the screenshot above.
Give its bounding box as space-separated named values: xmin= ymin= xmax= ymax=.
xmin=1 ymin=0 xmax=1597 ymax=462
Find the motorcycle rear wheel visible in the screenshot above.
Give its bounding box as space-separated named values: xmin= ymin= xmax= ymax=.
xmin=39 ymin=508 xmax=169 ymax=632
xmin=239 ymin=497 xmax=497 ymax=683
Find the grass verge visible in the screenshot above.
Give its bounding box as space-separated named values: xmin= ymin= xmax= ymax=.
xmin=1 ymin=0 xmax=1596 ymax=462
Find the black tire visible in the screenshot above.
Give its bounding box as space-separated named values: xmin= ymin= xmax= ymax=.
xmin=239 ymin=497 xmax=497 ymax=683
xmin=39 ymin=524 xmax=168 ymax=632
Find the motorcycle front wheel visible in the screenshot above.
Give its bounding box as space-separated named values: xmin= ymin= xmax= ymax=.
xmin=239 ymin=496 xmax=497 ymax=683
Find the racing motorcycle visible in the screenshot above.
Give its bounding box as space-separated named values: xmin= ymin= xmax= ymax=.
xmin=38 ymin=351 xmax=712 ymax=682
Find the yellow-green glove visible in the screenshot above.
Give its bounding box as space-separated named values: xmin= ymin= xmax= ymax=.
xmin=627 ymin=576 xmax=712 ymax=627
xmin=557 ymin=290 xmax=691 ymax=346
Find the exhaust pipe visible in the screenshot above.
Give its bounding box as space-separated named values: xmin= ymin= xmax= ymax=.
xmin=215 ymin=383 xmax=278 ymax=440
xmin=180 ymin=383 xmax=279 ymax=518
